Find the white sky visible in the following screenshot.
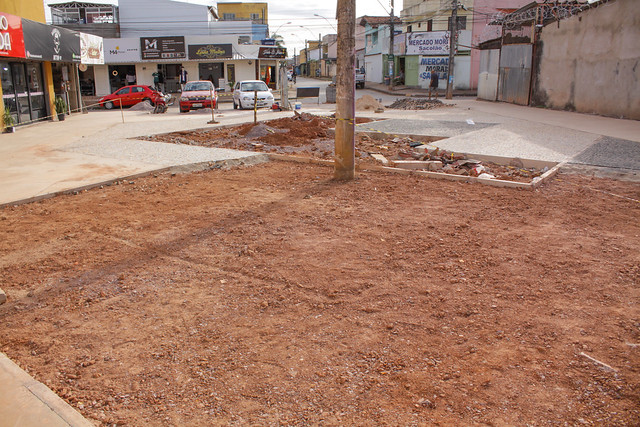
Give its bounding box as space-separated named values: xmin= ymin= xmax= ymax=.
xmin=44 ymin=0 xmax=401 ymax=55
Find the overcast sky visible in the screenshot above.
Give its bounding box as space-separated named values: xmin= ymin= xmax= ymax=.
xmin=44 ymin=0 xmax=400 ymax=55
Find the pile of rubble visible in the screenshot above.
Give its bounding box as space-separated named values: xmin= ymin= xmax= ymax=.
xmin=369 ymin=143 xmax=546 ymax=182
xmin=387 ymin=98 xmax=452 ymax=110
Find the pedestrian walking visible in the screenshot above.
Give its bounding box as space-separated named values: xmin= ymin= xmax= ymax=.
xmin=429 ymin=72 xmax=439 ymax=99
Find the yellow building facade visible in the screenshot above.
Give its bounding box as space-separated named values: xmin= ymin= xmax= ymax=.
xmin=217 ymin=2 xmax=268 ymax=25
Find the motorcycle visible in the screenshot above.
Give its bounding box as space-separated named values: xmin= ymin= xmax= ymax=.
xmin=152 ymin=92 xmax=173 ymax=114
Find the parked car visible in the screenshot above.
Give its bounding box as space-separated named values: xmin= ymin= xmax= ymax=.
xmin=232 ymin=80 xmax=274 ymax=110
xmin=98 ymin=85 xmax=163 ymax=109
xmin=355 ymin=69 xmax=365 ymax=89
xmin=179 ymin=80 xmax=217 ymax=113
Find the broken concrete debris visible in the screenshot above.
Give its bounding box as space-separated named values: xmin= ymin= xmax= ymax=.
xmin=367 ymin=140 xmax=544 ymax=182
xmin=387 ymin=98 xmax=453 ymax=110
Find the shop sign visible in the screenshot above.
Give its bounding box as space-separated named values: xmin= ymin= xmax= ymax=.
xmin=104 ymin=38 xmax=140 ymax=62
xmin=418 ymin=55 xmax=449 ymax=87
xmin=0 ymin=13 xmax=25 ymax=58
xmin=188 ymin=44 xmax=232 ymax=60
xmin=22 ymin=19 xmax=80 ymax=62
xmin=406 ymin=31 xmax=450 ymax=56
xmin=140 ymin=36 xmax=186 ymax=60
xmin=393 ymin=33 xmax=405 ymax=56
xmin=80 ymin=32 xmax=104 ymax=64
xmin=258 ymin=46 xmax=287 ymax=59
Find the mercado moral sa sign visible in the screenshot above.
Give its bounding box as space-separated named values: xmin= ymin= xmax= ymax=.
xmin=406 ymin=31 xmax=450 ymax=56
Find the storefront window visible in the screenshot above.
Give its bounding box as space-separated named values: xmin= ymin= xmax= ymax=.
xmin=2 ymin=63 xmax=48 ymax=124
xmin=1 ymin=62 xmax=14 ymax=95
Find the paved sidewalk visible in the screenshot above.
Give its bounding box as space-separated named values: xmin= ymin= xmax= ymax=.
xmin=1 ymin=107 xmax=286 ymax=207
xmin=0 ymin=353 xmax=92 ymax=426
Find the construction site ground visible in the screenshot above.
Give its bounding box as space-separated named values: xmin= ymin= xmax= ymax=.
xmin=1 ymin=159 xmax=639 ymax=425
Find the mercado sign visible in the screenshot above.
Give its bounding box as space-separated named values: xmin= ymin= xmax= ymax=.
xmin=22 ymin=19 xmax=80 ymax=62
xmin=140 ymin=36 xmax=186 ymax=60
xmin=188 ymin=43 xmax=232 ymax=60
xmin=258 ymin=46 xmax=286 ymax=59
xmin=0 ymin=13 xmax=25 ymax=58
xmin=418 ymin=55 xmax=449 ymax=88
xmin=406 ymin=31 xmax=450 ymax=56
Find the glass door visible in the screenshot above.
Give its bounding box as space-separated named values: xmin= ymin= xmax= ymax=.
xmin=26 ymin=64 xmax=46 ymax=120
xmin=11 ymin=63 xmax=30 ymax=124
xmin=1 ymin=62 xmax=18 ymax=125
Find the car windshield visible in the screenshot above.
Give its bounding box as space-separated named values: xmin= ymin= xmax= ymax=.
xmin=240 ymin=82 xmax=269 ymax=92
xmin=184 ymin=82 xmax=213 ymax=91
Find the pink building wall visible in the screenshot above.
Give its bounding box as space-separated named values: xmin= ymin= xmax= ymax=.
xmin=470 ymin=0 xmax=532 ymax=89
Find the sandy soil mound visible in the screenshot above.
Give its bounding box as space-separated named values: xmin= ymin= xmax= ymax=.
xmin=356 ymin=95 xmax=383 ymax=111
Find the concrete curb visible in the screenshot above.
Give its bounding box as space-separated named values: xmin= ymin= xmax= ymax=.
xmin=267 ymin=154 xmax=560 ymax=190
xmin=0 ymin=353 xmax=93 ymax=426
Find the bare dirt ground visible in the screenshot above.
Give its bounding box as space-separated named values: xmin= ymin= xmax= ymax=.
xmin=1 ymin=162 xmax=639 ymax=426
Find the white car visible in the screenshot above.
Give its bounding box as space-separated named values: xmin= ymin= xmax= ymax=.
xmin=232 ymin=80 xmax=274 ymax=110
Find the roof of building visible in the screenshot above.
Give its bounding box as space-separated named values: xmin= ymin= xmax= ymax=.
xmin=359 ymin=15 xmax=402 ymax=28
xmin=49 ymin=1 xmax=117 ymax=8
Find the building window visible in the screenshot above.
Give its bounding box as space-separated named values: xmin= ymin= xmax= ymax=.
xmin=407 ymin=25 xmax=412 ymax=33
xmin=448 ymin=16 xmax=466 ymax=31
xmin=223 ymin=13 xmax=236 ymax=20
xmin=427 ymin=19 xmax=433 ymax=31
xmin=372 ymin=31 xmax=378 ymax=45
xmin=85 ymin=7 xmax=115 ymax=24
xmin=250 ymin=13 xmax=260 ymax=20
xmin=51 ymin=8 xmax=81 ymax=24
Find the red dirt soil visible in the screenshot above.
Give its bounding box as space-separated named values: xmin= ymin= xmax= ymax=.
xmin=0 ymin=162 xmax=639 ymax=425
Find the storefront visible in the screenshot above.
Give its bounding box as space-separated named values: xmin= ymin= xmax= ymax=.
xmin=0 ymin=11 xmax=103 ymax=126
xmin=257 ymin=46 xmax=286 ymax=89
xmin=96 ymin=36 xmax=284 ymax=96
xmin=1 ymin=61 xmax=47 ymax=124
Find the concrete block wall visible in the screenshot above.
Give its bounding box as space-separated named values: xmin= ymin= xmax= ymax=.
xmin=532 ymin=0 xmax=640 ymax=120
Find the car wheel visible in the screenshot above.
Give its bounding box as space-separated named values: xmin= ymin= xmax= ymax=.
xmin=104 ymin=101 xmax=114 ymax=110
xmin=233 ymin=100 xmax=238 ymax=110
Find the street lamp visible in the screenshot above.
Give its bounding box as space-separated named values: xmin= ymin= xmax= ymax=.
xmin=313 ymin=13 xmax=337 ymax=32
xmin=271 ymin=21 xmax=291 ymax=38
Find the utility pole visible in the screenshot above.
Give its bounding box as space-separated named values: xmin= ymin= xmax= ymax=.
xmin=387 ymin=0 xmax=395 ymax=90
xmin=445 ymin=0 xmax=458 ymax=99
xmin=334 ymin=0 xmax=355 ymax=180
xmin=318 ymin=33 xmax=322 ymax=77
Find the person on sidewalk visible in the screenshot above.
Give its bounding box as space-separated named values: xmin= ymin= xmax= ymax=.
xmin=429 ymin=72 xmax=439 ymax=99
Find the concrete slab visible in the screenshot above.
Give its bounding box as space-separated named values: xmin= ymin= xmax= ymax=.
xmin=0 ymin=353 xmax=92 ymax=426
xmin=570 ymin=136 xmax=640 ymax=170
xmin=356 ymin=119 xmax=495 ymax=137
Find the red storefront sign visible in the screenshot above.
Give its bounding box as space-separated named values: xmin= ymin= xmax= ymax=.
xmin=0 ymin=13 xmax=25 ymax=58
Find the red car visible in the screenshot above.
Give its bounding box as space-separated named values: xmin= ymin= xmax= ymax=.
xmin=99 ymin=85 xmax=163 ymax=109
xmin=179 ymin=80 xmax=217 ymax=113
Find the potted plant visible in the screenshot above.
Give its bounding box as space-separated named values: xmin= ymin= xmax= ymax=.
xmin=55 ymin=96 xmax=67 ymax=121
xmin=3 ymin=107 xmax=15 ymax=133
